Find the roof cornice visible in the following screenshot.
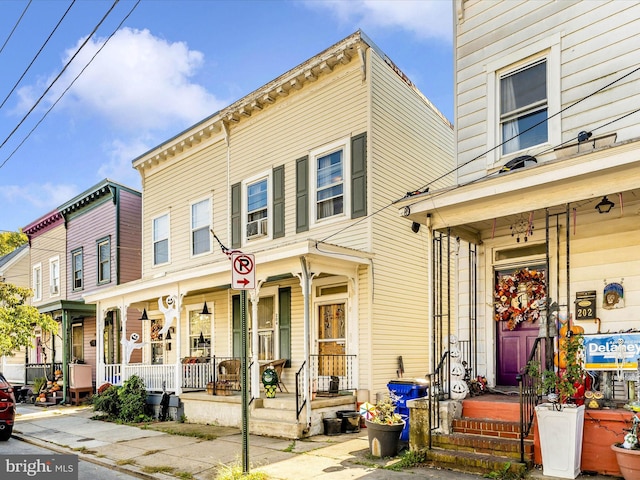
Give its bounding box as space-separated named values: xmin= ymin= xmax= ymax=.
xmin=23 ymin=210 xmax=63 ymax=237
xmin=132 ymin=31 xmax=370 ymax=172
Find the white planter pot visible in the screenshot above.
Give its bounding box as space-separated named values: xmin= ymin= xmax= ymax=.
xmin=535 ymin=403 xmax=585 ymax=479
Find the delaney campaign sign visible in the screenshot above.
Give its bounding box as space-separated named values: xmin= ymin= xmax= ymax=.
xmin=583 ymin=333 xmax=640 ymax=370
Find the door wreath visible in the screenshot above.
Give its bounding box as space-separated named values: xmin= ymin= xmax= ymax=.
xmin=494 ymin=268 xmax=546 ymax=330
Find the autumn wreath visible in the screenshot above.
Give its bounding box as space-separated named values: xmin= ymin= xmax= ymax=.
xmin=494 ymin=268 xmax=546 ymax=330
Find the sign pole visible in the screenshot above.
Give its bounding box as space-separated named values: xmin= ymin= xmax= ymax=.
xmin=241 ymin=288 xmax=249 ymax=474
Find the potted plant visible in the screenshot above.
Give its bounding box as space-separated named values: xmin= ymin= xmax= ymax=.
xmin=611 ymin=412 xmax=640 ymax=480
xmin=530 ymin=330 xmax=586 ymax=479
xmin=364 ymin=393 xmax=405 ymax=458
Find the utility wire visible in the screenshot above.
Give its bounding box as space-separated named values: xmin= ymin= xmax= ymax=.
xmin=0 ymin=1 xmax=76 ymax=111
xmin=0 ymin=0 xmax=119 ymax=160
xmin=0 ymin=0 xmax=141 ymax=172
xmin=0 ymin=0 xmax=32 ymax=56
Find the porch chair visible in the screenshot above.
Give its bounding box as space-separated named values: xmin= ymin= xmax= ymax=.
xmin=217 ymin=359 xmax=241 ymax=391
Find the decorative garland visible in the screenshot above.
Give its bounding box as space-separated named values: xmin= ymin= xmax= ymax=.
xmin=494 ymin=268 xmax=546 ymax=330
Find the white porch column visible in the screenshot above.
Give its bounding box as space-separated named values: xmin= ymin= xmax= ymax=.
xmin=249 ymin=283 xmax=263 ymax=399
xmin=121 ymin=300 xmax=128 ymax=367
xmin=174 ymin=293 xmax=184 ymax=395
xmin=299 ymin=257 xmax=312 ymax=429
xmin=96 ymin=302 xmax=105 ymax=387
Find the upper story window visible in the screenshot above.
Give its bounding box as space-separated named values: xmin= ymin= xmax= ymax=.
xmin=153 ymin=213 xmax=169 ymax=265
xmin=310 ymin=138 xmax=350 ymax=224
xmin=32 ymin=263 xmax=42 ymax=301
xmin=500 ymin=60 xmax=547 ymax=155
xmin=247 ymin=178 xmax=268 ymax=239
xmin=97 ymin=237 xmax=111 ymax=284
xmin=191 ymin=199 xmax=211 ymax=256
xmin=485 ymin=34 xmax=560 ymax=168
xmin=72 ymin=248 xmax=83 ymax=291
xmin=49 ymin=257 xmax=60 ymax=296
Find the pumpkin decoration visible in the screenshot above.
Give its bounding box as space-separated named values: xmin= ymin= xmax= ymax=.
xmin=555 ymin=323 xmax=585 ymax=368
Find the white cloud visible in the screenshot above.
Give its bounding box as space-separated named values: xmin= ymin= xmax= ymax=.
xmin=18 ymin=28 xmax=227 ymax=132
xmin=1 ymin=183 xmax=79 ymax=212
xmin=305 ymin=0 xmax=453 ymax=42
xmin=97 ymin=138 xmax=147 ymax=189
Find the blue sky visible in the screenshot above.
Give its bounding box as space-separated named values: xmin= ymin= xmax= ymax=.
xmin=0 ymin=0 xmax=453 ymax=233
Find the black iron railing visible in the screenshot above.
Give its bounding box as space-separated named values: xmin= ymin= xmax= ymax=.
xmin=517 ymin=336 xmax=544 ymax=463
xmin=309 ymin=354 xmax=357 ymax=393
xmin=25 ymin=363 xmax=62 ymax=384
xmin=425 ymin=351 xmax=449 ymax=449
xmin=295 ymin=361 xmax=306 ymax=419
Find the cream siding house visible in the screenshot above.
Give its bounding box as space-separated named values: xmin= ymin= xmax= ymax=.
xmin=85 ymin=31 xmax=454 ymax=438
xmin=398 ymin=2 xmax=640 ymax=473
xmin=0 ymin=244 xmax=30 ymax=384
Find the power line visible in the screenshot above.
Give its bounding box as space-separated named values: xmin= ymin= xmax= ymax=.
xmin=0 ymin=1 xmax=77 ymax=112
xmin=0 ymin=0 xmax=119 ymax=162
xmin=0 ymin=0 xmax=31 ymax=56
xmin=0 ymin=0 xmax=141 ymax=172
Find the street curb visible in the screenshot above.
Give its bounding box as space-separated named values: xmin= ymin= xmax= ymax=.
xmin=11 ymin=433 xmax=164 ymax=480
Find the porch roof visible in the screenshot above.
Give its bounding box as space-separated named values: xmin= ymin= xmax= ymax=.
xmin=83 ymin=239 xmax=372 ymax=305
xmin=397 ymin=138 xmax=640 ymax=243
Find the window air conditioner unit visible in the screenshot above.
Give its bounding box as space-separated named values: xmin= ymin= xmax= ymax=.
xmin=50 ymin=284 xmax=59 ymax=294
xmin=247 ymin=218 xmax=268 ymax=238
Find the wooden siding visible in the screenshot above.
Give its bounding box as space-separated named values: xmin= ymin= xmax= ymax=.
xmin=117 ymin=189 xmax=142 ymax=284
xmin=29 ymin=225 xmax=66 ymax=307
xmin=369 ymin=51 xmax=455 ymax=392
xmin=456 ymin=0 xmax=640 ymax=184
xmin=66 ymin=200 xmax=116 ymax=301
xmin=1 ymin=250 xmax=29 ymax=288
xmin=80 ymin=318 xmax=97 ymax=381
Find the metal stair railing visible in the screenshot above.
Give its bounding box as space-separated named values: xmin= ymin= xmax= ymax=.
xmin=517 ymin=336 xmax=544 ymax=463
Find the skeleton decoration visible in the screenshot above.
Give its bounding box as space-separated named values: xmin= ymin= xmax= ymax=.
xmin=158 ymin=295 xmax=179 ymax=338
xmin=121 ymin=332 xmax=146 ymax=363
xmin=449 ymin=335 xmax=469 ymax=400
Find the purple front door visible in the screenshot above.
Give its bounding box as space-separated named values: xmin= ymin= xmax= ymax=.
xmin=495 ymin=267 xmax=547 ymax=386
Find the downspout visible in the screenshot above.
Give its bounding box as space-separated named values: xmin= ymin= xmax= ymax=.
xmin=426 ymin=215 xmax=434 ymax=373
xmin=114 ymin=186 xmax=120 ymax=285
xmin=300 ymin=256 xmax=311 ymax=429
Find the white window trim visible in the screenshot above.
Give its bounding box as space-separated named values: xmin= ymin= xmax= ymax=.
xmin=32 ymin=263 xmax=42 ymax=301
xmin=189 ymin=197 xmax=213 ymax=258
xmin=241 ymin=170 xmax=272 ymax=246
xmin=310 ymin=136 xmax=351 ymax=228
xmin=249 ymin=286 xmax=279 ymax=361
xmin=485 ymin=34 xmax=561 ymax=169
xmin=71 ymin=249 xmax=83 ymax=291
xmin=97 ymin=238 xmax=111 ymax=284
xmin=152 ymin=211 xmax=171 ymax=266
xmin=49 ymin=256 xmax=60 ymax=297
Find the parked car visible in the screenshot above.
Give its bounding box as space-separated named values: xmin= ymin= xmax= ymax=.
xmin=0 ymin=373 xmax=16 ymax=441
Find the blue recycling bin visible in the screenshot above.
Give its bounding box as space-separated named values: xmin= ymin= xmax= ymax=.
xmin=387 ymin=379 xmax=429 ymax=442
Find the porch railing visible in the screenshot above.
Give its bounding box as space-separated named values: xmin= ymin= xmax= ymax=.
xmin=25 ymin=363 xmax=63 ymax=383
xmin=517 ymin=336 xmax=544 ymax=463
xmin=425 ymin=351 xmax=449 ymax=449
xmin=122 ymin=364 xmax=176 ymax=392
xmin=182 ymin=361 xmax=215 ymax=389
xmin=310 ymin=354 xmax=357 ymax=393
xmin=295 ymin=361 xmax=306 ymax=419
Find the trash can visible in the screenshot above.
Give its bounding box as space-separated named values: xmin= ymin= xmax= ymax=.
xmin=336 ymin=410 xmax=361 ymax=433
xmin=387 ymin=379 xmax=429 ymax=442
xmin=323 ymin=417 xmax=342 ymax=436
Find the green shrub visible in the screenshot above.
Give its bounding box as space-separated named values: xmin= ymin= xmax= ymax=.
xmin=92 ymin=384 xmax=121 ymax=419
xmin=118 ymin=375 xmax=150 ymax=422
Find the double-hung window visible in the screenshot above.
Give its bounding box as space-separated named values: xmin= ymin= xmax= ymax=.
xmin=500 ymin=59 xmax=547 ymax=155
xmin=246 ymin=177 xmax=268 ymax=239
xmin=32 ymin=263 xmax=42 ymax=301
xmin=316 ymin=150 xmax=344 ymax=220
xmin=191 ymin=199 xmax=211 ymax=256
xmin=153 ymin=214 xmax=169 ymax=265
xmin=72 ymin=249 xmax=83 ymax=291
xmin=97 ymin=237 xmax=111 ymax=284
xmin=49 ymin=257 xmax=60 ymax=296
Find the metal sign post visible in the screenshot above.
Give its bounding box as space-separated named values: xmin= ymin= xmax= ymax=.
xmin=210 ymin=232 xmax=255 ymax=474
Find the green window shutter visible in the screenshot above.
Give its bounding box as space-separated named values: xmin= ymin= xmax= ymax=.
xmin=278 ymin=287 xmax=291 ymax=368
xmin=351 ymin=132 xmax=367 ymax=218
xmin=232 ymin=295 xmax=241 ymax=358
xmin=296 ymin=156 xmax=309 ymax=233
xmin=231 ymin=182 xmax=241 ymax=248
xmin=273 ymin=165 xmax=285 ymax=238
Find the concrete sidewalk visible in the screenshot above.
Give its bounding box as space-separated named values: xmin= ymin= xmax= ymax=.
xmin=11 ymin=404 xmax=617 ymax=480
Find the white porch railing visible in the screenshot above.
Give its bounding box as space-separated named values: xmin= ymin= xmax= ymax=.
xmin=182 ymin=362 xmax=215 ymax=389
xmin=122 ymin=364 xmax=177 ymax=392
xmin=104 ymin=364 xmax=122 ymax=386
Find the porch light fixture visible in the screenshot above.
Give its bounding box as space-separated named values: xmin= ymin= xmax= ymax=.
xmin=139 ymin=309 xmax=149 ymax=321
xmin=595 ymin=196 xmax=614 ymax=214
xmin=201 ymin=302 xmax=210 ymax=315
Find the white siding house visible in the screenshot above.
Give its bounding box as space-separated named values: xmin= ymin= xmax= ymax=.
xmin=85 ymin=31 xmax=454 ymax=438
